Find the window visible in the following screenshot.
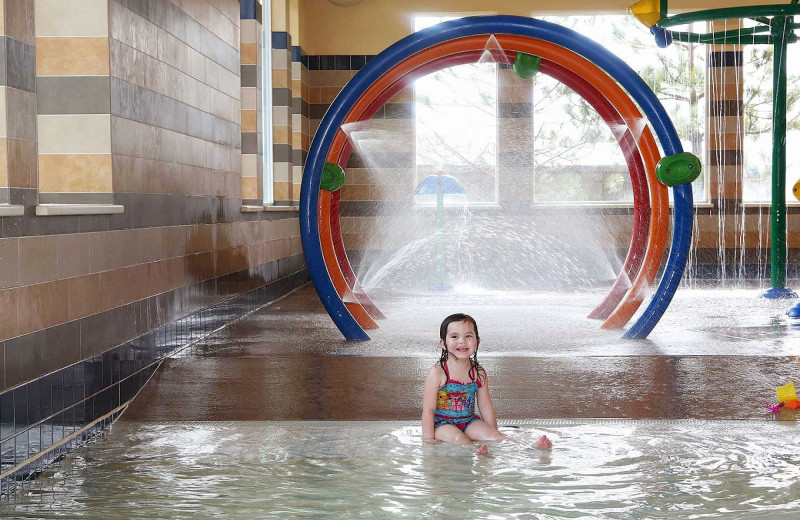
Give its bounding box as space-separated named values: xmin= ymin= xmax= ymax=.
xmin=741 ymin=34 xmax=799 ymax=202
xmin=414 ymin=16 xmax=498 ymax=205
xmin=535 ymin=15 xmax=707 ymax=203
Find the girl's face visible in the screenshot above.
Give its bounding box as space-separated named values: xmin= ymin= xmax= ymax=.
xmin=440 ymin=320 xmax=479 ymax=361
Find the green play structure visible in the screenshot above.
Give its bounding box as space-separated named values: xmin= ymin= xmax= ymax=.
xmin=630 ymin=0 xmax=799 ymax=298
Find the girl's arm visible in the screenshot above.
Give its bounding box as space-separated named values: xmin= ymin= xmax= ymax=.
xmin=476 ymin=371 xmax=498 ymax=430
xmin=421 ymin=366 xmax=442 ymax=440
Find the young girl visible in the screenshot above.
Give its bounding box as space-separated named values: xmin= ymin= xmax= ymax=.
xmin=421 ymin=313 xmax=552 ymax=453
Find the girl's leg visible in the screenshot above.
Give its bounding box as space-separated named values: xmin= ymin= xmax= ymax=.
xmin=463 ymin=420 xmax=505 ymax=442
xmin=465 ymin=421 xmax=552 ymax=450
xmin=434 ymin=424 xmax=472 ymax=444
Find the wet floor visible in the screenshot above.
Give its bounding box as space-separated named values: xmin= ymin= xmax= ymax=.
xmin=123 ymin=284 xmax=800 ymax=422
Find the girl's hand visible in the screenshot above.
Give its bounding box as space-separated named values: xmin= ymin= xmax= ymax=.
xmin=423 ymin=437 xmax=441 ymax=445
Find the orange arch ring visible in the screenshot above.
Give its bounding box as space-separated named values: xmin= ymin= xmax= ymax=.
xmin=319 ymin=34 xmax=670 ymax=331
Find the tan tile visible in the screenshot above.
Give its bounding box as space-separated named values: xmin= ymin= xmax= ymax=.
xmin=240 ymin=42 xmax=257 ymax=65
xmin=38 ymin=153 xmax=113 ymax=192
xmin=241 ymin=109 xmax=258 ymax=132
xmin=241 ymin=176 xmax=257 ymax=199
xmin=0 ymin=2 xmax=4 ymax=37
xmin=273 ymin=125 xmax=290 ymax=145
xmin=36 ymin=37 xmax=110 ymax=76
xmin=310 ymin=70 xmax=352 ymax=88
xmin=272 ymin=69 xmax=290 ymax=89
xmin=273 ymin=181 xmax=290 ymax=201
xmin=340 ymin=184 xmax=370 ymax=201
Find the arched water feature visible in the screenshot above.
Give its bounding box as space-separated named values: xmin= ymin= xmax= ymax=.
xmin=301 ymin=15 xmax=695 ymax=341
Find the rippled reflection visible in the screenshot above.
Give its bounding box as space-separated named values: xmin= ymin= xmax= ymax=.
xmin=4 ymin=420 xmax=800 ymax=519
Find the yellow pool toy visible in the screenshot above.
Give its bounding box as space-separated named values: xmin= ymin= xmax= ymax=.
xmin=776 ymin=382 xmax=797 ymax=403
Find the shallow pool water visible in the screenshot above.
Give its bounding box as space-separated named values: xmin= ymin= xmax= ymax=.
xmin=5 ymin=420 xmax=800 ymax=519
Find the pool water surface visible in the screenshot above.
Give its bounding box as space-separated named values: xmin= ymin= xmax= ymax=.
xmin=5 ymin=420 xmax=800 ymax=519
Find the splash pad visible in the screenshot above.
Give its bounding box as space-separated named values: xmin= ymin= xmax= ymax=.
xmin=300 ymin=16 xmax=695 ymax=340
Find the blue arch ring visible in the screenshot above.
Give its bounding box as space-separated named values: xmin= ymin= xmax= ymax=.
xmin=300 ymin=15 xmax=693 ymax=340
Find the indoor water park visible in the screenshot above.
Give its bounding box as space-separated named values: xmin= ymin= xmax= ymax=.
xmin=1 ymin=0 xmax=800 ymax=517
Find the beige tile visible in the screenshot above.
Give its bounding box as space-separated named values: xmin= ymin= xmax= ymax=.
xmin=36 ymin=0 xmax=108 ymax=37
xmin=38 ymin=153 xmax=113 ymax=192
xmin=38 ymin=115 xmax=111 ymax=154
xmin=239 ymin=18 xmax=259 ymax=44
xmin=36 ymin=37 xmax=110 ymax=76
xmin=241 ymin=87 xmax=258 ymax=110
xmin=0 ymin=2 xmax=4 ymax=37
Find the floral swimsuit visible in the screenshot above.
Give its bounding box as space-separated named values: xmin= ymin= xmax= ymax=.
xmin=434 ymin=360 xmax=482 ymax=432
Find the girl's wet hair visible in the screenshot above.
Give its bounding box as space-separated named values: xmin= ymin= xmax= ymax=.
xmin=438 ymin=313 xmax=485 ymax=383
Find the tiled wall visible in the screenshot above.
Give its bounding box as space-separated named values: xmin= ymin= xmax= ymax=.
xmin=291 ymin=45 xmax=309 ymax=202
xmin=241 ymin=6 xmax=263 ymax=205
xmin=272 ymin=30 xmax=293 ymax=204
xmin=0 ymin=0 xmax=36 ymax=206
xmin=36 ymin=0 xmax=111 ymax=204
xmin=0 ymin=0 xmax=310 ymax=491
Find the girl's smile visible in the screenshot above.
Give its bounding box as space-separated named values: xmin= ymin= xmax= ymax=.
xmin=441 ymin=320 xmax=479 ymax=360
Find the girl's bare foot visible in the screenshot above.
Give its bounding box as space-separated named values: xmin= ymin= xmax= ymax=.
xmin=535 ymin=435 xmax=552 ymax=450
xmin=476 ymin=444 xmax=489 ymax=455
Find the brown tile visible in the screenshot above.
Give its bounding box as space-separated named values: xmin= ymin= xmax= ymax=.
xmin=0 ymin=237 xmax=19 ymax=289
xmin=19 ymin=235 xmax=58 ymax=285
xmin=7 ymin=138 xmax=36 ymax=189
xmin=56 ymin=233 xmax=92 ymax=279
xmin=5 ymin=0 xmax=34 ymax=46
xmin=0 ymin=287 xmax=19 ymax=340
xmin=66 ymin=273 xmax=101 ymax=320
xmin=98 ymin=267 xmax=130 ymax=309
xmin=161 ymin=227 xmax=188 ymax=259
xmin=137 ymin=227 xmax=164 ymax=263
xmin=16 ymin=279 xmax=68 ymax=335
xmin=0 ymin=138 xmax=8 ymax=188
xmin=145 ymin=260 xmax=167 ymax=295
xmin=160 ymin=257 xmax=179 ymax=291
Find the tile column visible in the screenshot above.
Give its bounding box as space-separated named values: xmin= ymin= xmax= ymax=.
xmin=35 ymin=0 xmax=113 ymax=205
xmin=241 ymin=0 xmax=263 ymax=206
xmin=0 ymin=0 xmax=36 ymax=211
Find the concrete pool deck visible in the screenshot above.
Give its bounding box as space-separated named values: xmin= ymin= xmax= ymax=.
xmin=122 ymin=284 xmax=800 ymax=422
